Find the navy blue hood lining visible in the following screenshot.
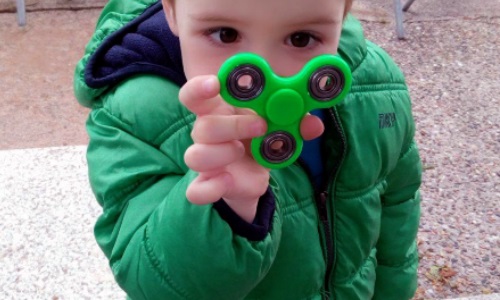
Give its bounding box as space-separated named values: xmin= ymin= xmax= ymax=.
xmin=84 ymin=2 xmax=187 ymax=89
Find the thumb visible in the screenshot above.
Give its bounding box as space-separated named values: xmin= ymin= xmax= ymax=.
xmin=300 ymin=113 xmax=325 ymax=141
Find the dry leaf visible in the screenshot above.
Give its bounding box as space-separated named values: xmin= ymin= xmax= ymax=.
xmin=439 ymin=266 xmax=458 ymax=279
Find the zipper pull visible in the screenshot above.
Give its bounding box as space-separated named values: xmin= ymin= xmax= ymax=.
xmin=318 ymin=191 xmax=329 ymax=222
xmin=320 ymin=191 xmax=328 ymax=204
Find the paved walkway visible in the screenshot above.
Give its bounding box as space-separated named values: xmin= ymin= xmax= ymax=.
xmin=0 ymin=146 xmax=125 ymax=299
xmin=1 ymin=146 xmax=498 ymax=299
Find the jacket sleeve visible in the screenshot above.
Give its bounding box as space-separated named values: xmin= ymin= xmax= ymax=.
xmin=86 ymin=75 xmax=281 ymax=300
xmin=373 ymin=139 xmax=422 ymax=300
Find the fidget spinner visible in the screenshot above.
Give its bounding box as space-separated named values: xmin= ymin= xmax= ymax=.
xmin=218 ymin=53 xmax=352 ymax=169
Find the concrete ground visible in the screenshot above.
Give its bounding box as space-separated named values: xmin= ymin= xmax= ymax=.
xmin=0 ymin=0 xmax=498 ymax=299
xmin=2 ymin=146 xmax=497 ymax=299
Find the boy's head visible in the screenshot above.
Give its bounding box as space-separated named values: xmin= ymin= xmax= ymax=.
xmin=162 ymin=0 xmax=353 ymax=80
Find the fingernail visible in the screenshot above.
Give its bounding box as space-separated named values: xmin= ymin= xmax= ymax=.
xmin=202 ymin=77 xmax=218 ymax=93
xmin=251 ymin=120 xmax=266 ymax=136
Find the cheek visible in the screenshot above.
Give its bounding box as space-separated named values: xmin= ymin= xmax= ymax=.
xmin=179 ymin=39 xmax=227 ymax=79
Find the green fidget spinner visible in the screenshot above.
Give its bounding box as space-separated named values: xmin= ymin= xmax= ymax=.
xmin=218 ymin=53 xmax=352 ymax=169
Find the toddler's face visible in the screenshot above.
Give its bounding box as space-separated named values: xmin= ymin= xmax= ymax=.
xmin=164 ymin=0 xmax=346 ymax=80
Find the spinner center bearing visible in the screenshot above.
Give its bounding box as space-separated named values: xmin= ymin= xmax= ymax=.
xmin=265 ymin=89 xmax=304 ymax=126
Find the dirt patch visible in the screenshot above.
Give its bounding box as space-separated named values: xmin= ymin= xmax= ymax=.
xmin=0 ymin=9 xmax=101 ymax=149
xmin=0 ymin=0 xmax=105 ymax=12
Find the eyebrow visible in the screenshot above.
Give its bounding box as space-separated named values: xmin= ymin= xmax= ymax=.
xmin=190 ymin=13 xmax=244 ymax=25
xmin=190 ymin=13 xmax=340 ymax=28
xmin=289 ymin=16 xmax=342 ymax=27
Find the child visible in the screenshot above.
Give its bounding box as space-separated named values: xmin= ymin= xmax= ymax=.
xmin=74 ymin=0 xmax=422 ymax=299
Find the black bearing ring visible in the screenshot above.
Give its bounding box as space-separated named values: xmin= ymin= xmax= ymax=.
xmin=261 ymin=131 xmax=296 ymax=163
xmin=308 ymin=66 xmax=345 ymax=101
xmin=227 ymin=64 xmax=264 ymax=101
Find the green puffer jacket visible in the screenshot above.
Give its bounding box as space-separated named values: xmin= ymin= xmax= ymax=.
xmin=74 ymin=0 xmax=422 ymax=299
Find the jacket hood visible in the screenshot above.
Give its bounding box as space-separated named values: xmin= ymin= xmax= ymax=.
xmin=84 ymin=2 xmax=186 ymax=91
xmin=73 ymin=0 xmax=367 ymax=108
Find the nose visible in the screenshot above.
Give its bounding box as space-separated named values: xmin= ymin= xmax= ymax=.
xmin=248 ymin=48 xmax=301 ymax=78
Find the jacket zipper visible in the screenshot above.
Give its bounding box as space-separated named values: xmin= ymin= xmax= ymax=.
xmin=318 ymin=190 xmax=334 ymax=298
xmin=297 ymin=158 xmax=333 ymax=298
xmin=324 ymin=107 xmax=348 ymax=299
xmin=317 ymin=108 xmax=346 ymax=299
xmin=296 ymin=107 xmax=347 ymax=300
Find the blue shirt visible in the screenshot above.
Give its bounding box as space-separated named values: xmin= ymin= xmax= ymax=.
xmin=299 ymin=109 xmax=325 ymax=189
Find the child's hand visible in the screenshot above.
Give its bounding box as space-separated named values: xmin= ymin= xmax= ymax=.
xmin=180 ymin=75 xmax=324 ymax=222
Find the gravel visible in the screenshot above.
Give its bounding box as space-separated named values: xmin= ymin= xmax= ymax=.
xmin=353 ymin=1 xmax=500 ymax=298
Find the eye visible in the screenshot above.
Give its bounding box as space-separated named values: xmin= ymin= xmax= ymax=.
xmin=208 ymin=27 xmax=239 ymax=44
xmin=287 ymin=32 xmax=318 ymax=48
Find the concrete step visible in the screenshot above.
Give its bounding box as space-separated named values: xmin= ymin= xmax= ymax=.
xmin=1 ymin=145 xmax=499 ymax=298
xmin=0 ymin=146 xmax=125 ymax=299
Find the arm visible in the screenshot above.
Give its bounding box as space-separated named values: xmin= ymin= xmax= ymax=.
xmin=87 ymin=75 xmax=281 ymax=299
xmin=373 ymin=139 xmax=422 ymax=300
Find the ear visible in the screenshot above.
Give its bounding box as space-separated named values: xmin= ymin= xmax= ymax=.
xmin=343 ymin=0 xmax=353 ymax=18
xmin=162 ymin=0 xmax=179 ymax=36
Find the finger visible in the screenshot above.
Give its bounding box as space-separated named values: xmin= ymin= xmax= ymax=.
xmin=192 ymin=115 xmax=267 ymax=144
xmin=184 ymin=141 xmax=245 ymax=172
xmin=179 ymin=75 xmax=224 ymax=116
xmin=186 ymin=172 xmax=232 ymax=205
xmin=300 ymin=114 xmax=325 ymax=141
xmin=223 ymin=161 xmax=270 ymax=201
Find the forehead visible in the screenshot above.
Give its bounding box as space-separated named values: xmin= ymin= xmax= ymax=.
xmin=176 ymin=0 xmax=346 ymax=25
